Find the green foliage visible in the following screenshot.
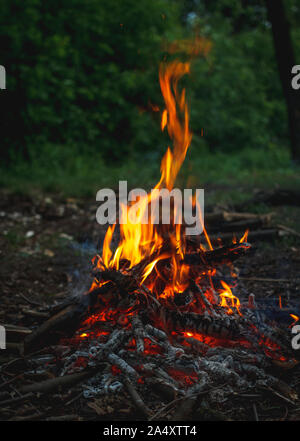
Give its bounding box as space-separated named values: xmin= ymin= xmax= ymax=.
xmin=1 ymin=0 xmax=180 ymax=163
xmin=1 ymin=143 xmax=299 ymax=197
xmin=186 ymin=4 xmax=288 ymax=155
xmin=0 ymin=0 xmax=299 ymax=193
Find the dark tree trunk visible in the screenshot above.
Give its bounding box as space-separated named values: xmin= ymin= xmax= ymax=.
xmin=265 ymin=0 xmax=300 ymax=163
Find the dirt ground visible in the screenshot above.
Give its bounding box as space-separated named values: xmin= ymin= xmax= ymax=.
xmin=0 ymin=187 xmax=300 ymax=421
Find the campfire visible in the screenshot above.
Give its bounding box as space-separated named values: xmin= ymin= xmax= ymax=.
xmin=21 ymin=43 xmax=299 ymax=420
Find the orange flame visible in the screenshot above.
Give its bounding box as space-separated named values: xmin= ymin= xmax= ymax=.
xmin=290 ymin=314 xmax=299 ymax=327
xmin=240 ymin=229 xmax=249 ymax=243
xmin=90 ymin=39 xmax=231 ymax=300
xmin=219 ymin=280 xmax=242 ymax=316
xmin=93 ymin=58 xmax=196 ymax=293
xmin=157 ymin=61 xmax=192 ymax=190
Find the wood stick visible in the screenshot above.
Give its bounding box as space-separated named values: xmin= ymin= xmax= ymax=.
xmin=97 ymin=269 xmax=139 ymax=294
xmin=204 ymin=211 xmax=273 ymax=224
xmin=19 ymin=369 xmax=97 ymax=394
xmin=208 ymin=229 xmax=279 ymax=243
xmin=165 ymin=309 xmax=240 ymax=340
xmin=19 ymin=293 xmax=45 ymax=307
xmin=266 ymin=386 xmax=296 ymax=405
xmin=0 ymin=374 xmax=23 ymax=391
xmin=13 ymin=412 xmax=46 ymax=421
xmin=46 ymin=414 xmax=80 ymax=421
xmin=22 ymin=309 xmax=49 ymax=319
xmin=124 ymin=378 xmax=150 ymax=418
xmin=253 ymin=403 xmax=259 ymax=421
xmin=24 ymin=303 xmax=83 ymax=353
xmin=222 ymin=212 xmax=273 ymax=222
xmin=3 ymin=324 xmax=32 ymax=342
xmin=0 ymin=392 xmax=34 ymax=407
xmin=209 ymin=218 xmax=263 ymax=233
xmin=182 ymin=242 xmax=251 ymax=266
xmin=277 ymin=224 xmax=300 ymax=238
xmin=239 ymin=276 xmax=300 ymax=283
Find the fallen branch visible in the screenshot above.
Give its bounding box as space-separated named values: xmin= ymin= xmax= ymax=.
xmin=124 ymin=378 xmax=150 ymax=418
xmin=0 ymin=392 xmax=34 ymax=407
xmin=239 ymin=276 xmax=300 ymax=283
xmin=24 ymin=304 xmax=84 ymax=353
xmin=20 ymin=369 xmax=98 ymax=394
xmin=182 ymin=242 xmax=251 ymax=266
xmin=277 ymin=224 xmax=300 ymax=238
xmin=208 ymin=229 xmax=279 ymax=243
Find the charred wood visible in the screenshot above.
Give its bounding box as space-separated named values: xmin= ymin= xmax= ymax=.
xmin=124 ymin=377 xmax=150 ymax=418
xmin=165 ymin=310 xmax=240 ymax=340
xmin=24 ymin=304 xmax=84 ymax=353
xmin=20 ymin=369 xmax=99 ymax=394
xmin=182 ymin=242 xmax=251 ymax=266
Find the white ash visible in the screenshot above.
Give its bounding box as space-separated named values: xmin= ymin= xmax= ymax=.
xmin=57 ymin=290 xmax=297 ymax=407
xmin=145 ymin=324 xmax=168 ymax=341
xmin=107 ymin=353 xmax=138 ymax=379
xmin=83 ymin=373 xmax=123 ymax=398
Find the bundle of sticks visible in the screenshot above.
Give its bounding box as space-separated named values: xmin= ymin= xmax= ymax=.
xmin=1 ymin=212 xmax=300 ymax=420
xmin=2 ymin=236 xmax=294 ymax=421
xmin=201 ymin=210 xmax=300 ymax=244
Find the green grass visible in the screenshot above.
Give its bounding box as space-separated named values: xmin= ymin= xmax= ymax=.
xmin=0 ymin=143 xmax=299 ymax=198
xmin=180 ymin=144 xmax=300 ymax=188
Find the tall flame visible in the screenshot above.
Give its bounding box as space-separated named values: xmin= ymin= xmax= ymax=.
xmin=96 ymin=57 xmax=196 ymax=287
xmin=157 ymin=61 xmax=192 ymax=190
xmin=91 ymin=40 xmax=239 ymax=303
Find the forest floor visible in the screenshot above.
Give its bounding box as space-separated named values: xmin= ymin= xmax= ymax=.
xmin=0 ymin=186 xmax=300 ymax=421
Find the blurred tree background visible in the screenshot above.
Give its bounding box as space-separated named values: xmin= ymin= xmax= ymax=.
xmin=0 ymin=0 xmax=299 ymax=195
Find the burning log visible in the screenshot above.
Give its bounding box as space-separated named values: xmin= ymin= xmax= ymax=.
xmin=145 ymin=324 xmax=168 ymax=341
xmin=182 ymin=242 xmax=251 ymax=266
xmin=101 ymin=329 xmax=130 ymax=355
xmin=107 ymin=353 xmax=138 ymax=379
xmin=140 ymin=363 xmax=181 ymax=391
xmin=177 ymin=335 xmax=210 ymax=354
xmin=94 ymin=269 xmax=139 ymax=295
xmin=154 ymin=367 xmax=181 ymax=388
xmin=132 ymin=316 xmax=145 ymax=353
xmin=161 ymin=340 xmax=185 ymax=360
xmin=192 ymin=282 xmax=216 ymax=313
xmin=86 ymin=282 xmax=116 ymax=307
xmin=165 ymin=310 xmax=240 ymax=340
